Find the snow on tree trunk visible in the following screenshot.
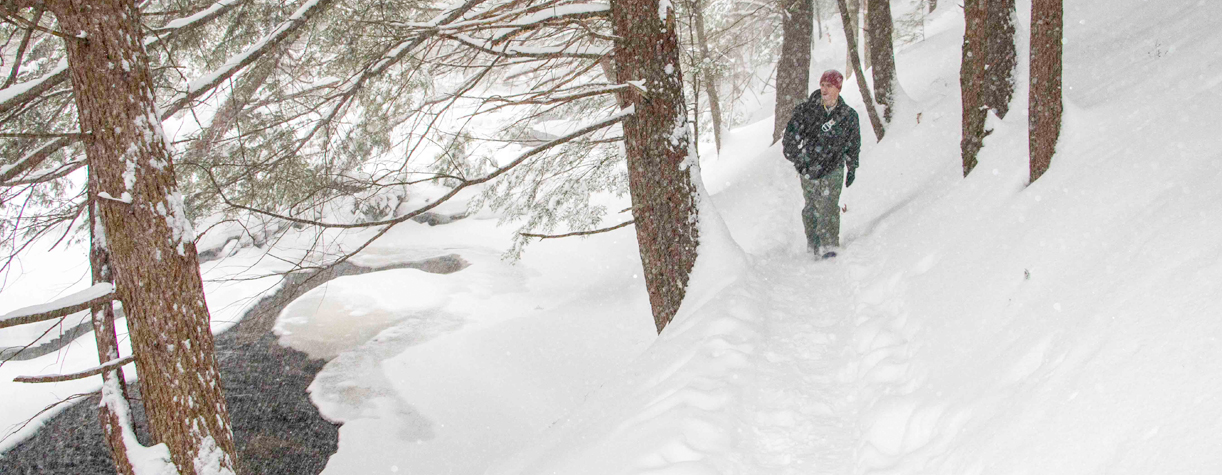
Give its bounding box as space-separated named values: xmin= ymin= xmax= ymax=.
xmin=611 ymin=0 xmax=700 ymax=333
xmin=46 ymin=0 xmax=239 ymax=473
xmin=773 ymin=0 xmax=814 ymax=143
xmin=1029 ymin=0 xmax=1062 ymax=183
xmin=866 ymin=0 xmax=897 ymax=122
xmin=960 ymin=0 xmax=988 ymax=177
xmin=88 ymin=179 xmax=136 ymax=475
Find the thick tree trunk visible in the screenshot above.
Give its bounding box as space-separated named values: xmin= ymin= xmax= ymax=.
xmin=1029 ymin=0 xmax=1062 ymax=182
xmin=836 ymin=0 xmax=886 ymax=141
xmin=692 ymin=0 xmax=724 ymax=151
xmin=960 ymin=0 xmax=988 ymax=176
xmin=773 ymin=0 xmax=814 ymax=143
xmin=48 ymin=0 xmax=239 ymax=473
xmin=611 ymin=0 xmax=700 ymax=333
xmin=984 ymin=0 xmax=1017 ymax=119
xmin=866 ymin=0 xmax=897 ymax=122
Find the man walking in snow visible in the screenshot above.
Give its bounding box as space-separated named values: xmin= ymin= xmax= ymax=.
xmin=782 ymin=69 xmax=861 ymax=259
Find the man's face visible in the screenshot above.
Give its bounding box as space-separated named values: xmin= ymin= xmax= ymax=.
xmin=820 ymin=81 xmax=841 ymax=103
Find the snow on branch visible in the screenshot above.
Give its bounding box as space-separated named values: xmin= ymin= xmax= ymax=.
xmin=0 ymin=136 xmax=73 ymax=185
xmin=13 ymin=355 xmax=134 ymax=383
xmin=0 ymin=0 xmax=240 ymax=119
xmin=211 ymin=106 xmax=633 ymax=229
xmin=1 ymin=159 xmax=84 ymax=186
xmin=160 ymin=0 xmax=336 ymax=121
xmin=0 ymin=283 xmax=115 ymax=329
xmin=0 ymin=59 xmax=68 ymax=118
xmin=0 ymin=0 xmax=249 ymax=187
xmin=271 ymin=0 xmax=490 ymax=159
xmin=153 ymin=0 xmax=241 ymax=32
xmin=395 ymin=1 xmax=608 ymax=34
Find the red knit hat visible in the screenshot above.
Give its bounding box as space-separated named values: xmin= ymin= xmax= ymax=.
xmin=820 ymin=70 xmax=844 ymax=89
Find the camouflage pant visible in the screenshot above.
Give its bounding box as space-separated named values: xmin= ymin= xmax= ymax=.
xmin=799 ymin=165 xmax=844 ymax=251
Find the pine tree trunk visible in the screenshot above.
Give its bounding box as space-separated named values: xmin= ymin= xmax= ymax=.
xmin=611 ymin=0 xmax=700 ymax=333
xmin=836 ymin=0 xmax=886 ymax=140
xmin=984 ymin=0 xmax=1017 ymax=119
xmin=88 ymin=182 xmax=135 ymax=475
xmin=862 ymin=0 xmax=871 ymax=72
xmin=866 ymin=0 xmax=897 ymax=122
xmin=692 ymin=0 xmax=724 ymax=151
xmin=960 ymin=0 xmax=988 ymax=176
xmin=844 ymin=0 xmax=859 ymax=80
xmin=47 ymin=0 xmax=239 ymax=473
xmin=773 ymin=0 xmax=814 ymax=143
xmin=1029 ymin=0 xmax=1062 ymax=182
xmin=815 ymin=0 xmax=824 ymax=39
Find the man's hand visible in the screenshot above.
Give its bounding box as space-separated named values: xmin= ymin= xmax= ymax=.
xmin=845 ymin=166 xmax=856 ymax=187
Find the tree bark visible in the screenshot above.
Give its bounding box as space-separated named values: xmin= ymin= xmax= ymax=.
xmin=960 ymin=0 xmax=988 ymax=176
xmin=47 ymin=0 xmax=239 ymax=473
xmin=844 ymin=0 xmax=859 ymax=80
xmin=611 ymin=0 xmax=700 ymax=333
xmin=984 ymin=0 xmax=1017 ymax=119
xmin=692 ymin=0 xmax=724 ymax=151
xmin=773 ymin=0 xmax=814 ymax=143
xmin=836 ymin=0 xmax=886 ymax=141
xmin=861 ymin=0 xmax=870 ymax=72
xmin=814 ymin=0 xmax=824 ymax=39
xmin=866 ymin=0 xmax=897 ymax=122
xmin=1029 ymin=0 xmax=1062 ymax=182
xmin=88 ymin=177 xmax=135 ymax=475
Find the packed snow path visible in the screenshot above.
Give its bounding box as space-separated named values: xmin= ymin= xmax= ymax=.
xmin=729 ymin=254 xmax=858 ymax=473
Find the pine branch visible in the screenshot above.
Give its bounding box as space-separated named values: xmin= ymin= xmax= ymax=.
xmin=208 ymin=107 xmax=632 ymax=229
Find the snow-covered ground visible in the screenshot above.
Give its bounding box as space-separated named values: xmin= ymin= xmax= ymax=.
xmin=6 ymin=0 xmax=1222 ymax=473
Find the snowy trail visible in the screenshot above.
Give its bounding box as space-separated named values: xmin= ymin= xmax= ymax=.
xmin=729 ymin=254 xmax=859 ymax=474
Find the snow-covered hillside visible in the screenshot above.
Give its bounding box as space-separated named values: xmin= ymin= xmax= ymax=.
xmin=5 ymin=0 xmax=1222 ymax=473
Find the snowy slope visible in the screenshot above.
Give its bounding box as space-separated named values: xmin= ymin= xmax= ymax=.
xmin=484 ymin=0 xmax=1222 ymax=473
xmin=5 ymin=0 xmax=1222 ymax=473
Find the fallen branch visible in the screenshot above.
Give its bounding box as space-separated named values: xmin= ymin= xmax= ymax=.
xmin=521 ymin=220 xmax=634 ymax=240
xmin=14 ymin=355 xmax=135 ymax=383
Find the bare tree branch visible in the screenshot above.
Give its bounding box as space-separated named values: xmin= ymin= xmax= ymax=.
xmin=13 ymin=355 xmax=135 ymax=383
xmin=3 ymin=4 xmax=43 ymax=88
xmin=520 ymin=219 xmax=633 ymax=239
xmin=0 ymin=392 xmax=92 ymax=447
